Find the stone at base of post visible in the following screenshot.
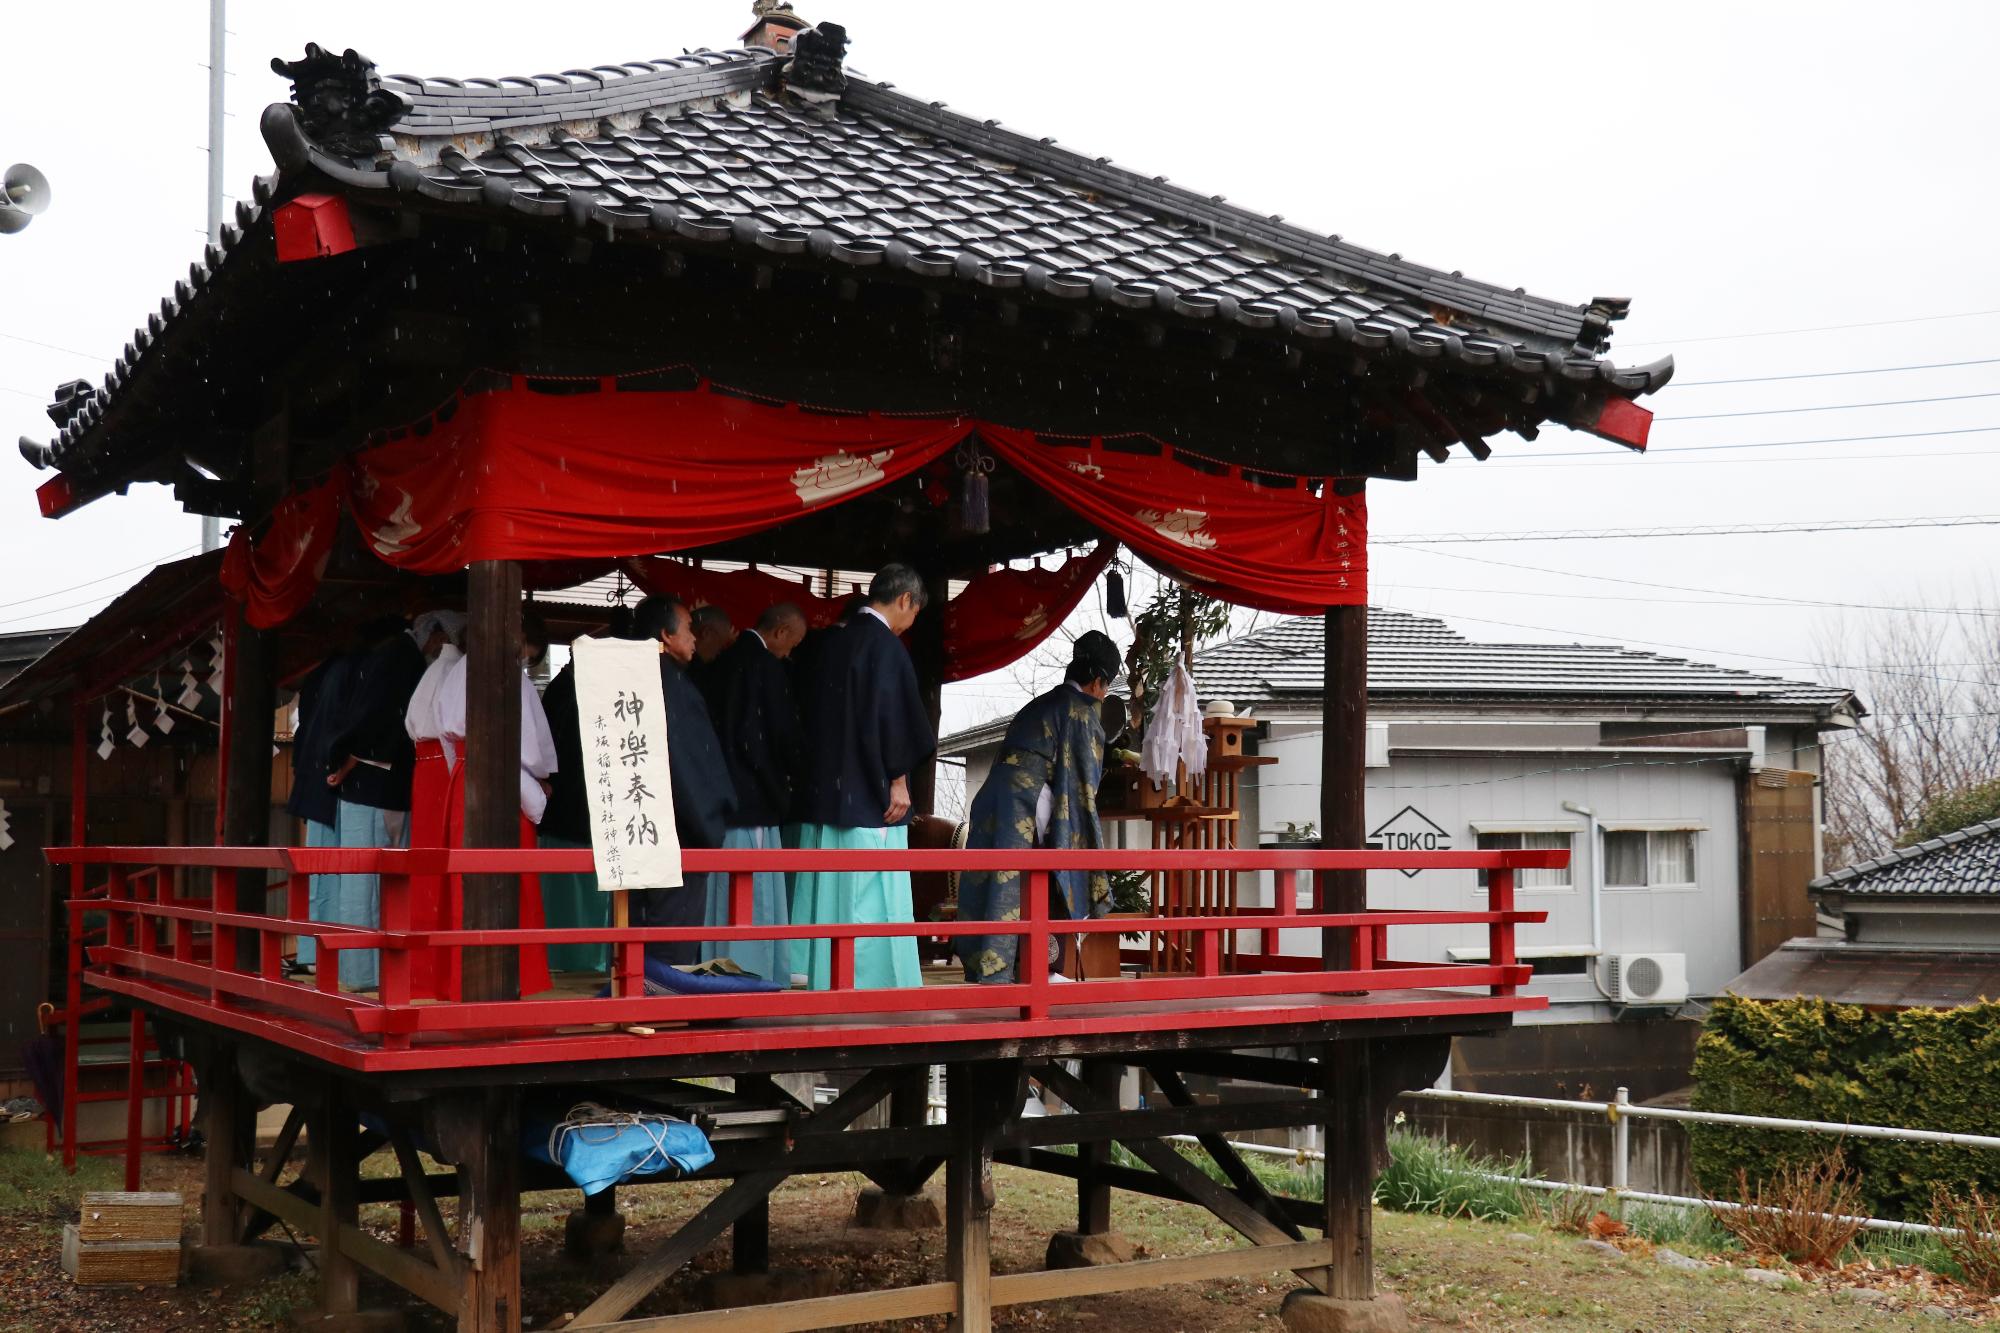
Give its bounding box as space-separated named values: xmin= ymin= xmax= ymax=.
xmin=289 ymin=1310 xmax=408 ymax=1333
xmin=851 ymin=1185 xmax=941 ymax=1230
xmin=1280 ymin=1289 xmax=1409 ymax=1333
xmin=564 ymin=1206 xmax=626 ymax=1259
xmin=187 ymin=1241 xmax=291 ymax=1286
xmin=696 ymin=1267 xmax=838 ymax=1309
xmin=1043 ymin=1229 xmax=1135 ymax=1268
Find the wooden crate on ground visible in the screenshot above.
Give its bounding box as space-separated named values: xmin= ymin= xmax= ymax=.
xmin=63 ymin=1191 xmax=183 ymax=1286
xmin=78 ymin=1190 xmax=182 ymax=1243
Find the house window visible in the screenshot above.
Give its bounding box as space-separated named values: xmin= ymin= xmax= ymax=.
xmin=1475 ymin=831 xmax=1573 ymax=890
xmin=1605 ymin=829 xmax=1697 ymax=889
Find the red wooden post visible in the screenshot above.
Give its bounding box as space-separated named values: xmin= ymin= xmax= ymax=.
xmin=379 ymin=864 xmax=412 ymax=1008
xmin=123 ymin=1007 xmax=145 ymax=1191
xmin=832 ymin=936 xmax=856 ymax=993
xmin=1022 ymin=870 xmax=1049 ymax=1020
xmin=1262 ymin=869 xmax=1297 ymax=959
xmin=730 ymin=871 xmax=753 ymax=932
xmin=62 ymin=900 xmax=82 ymax=1172
xmin=1489 ymin=866 xmax=1517 ymax=997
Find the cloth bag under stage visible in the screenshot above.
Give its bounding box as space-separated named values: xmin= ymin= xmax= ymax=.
xmin=569 ymin=635 xmax=682 ymax=891
xmin=525 ymin=1102 xmax=715 ymax=1194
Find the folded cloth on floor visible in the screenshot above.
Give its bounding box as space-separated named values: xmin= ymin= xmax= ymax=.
xmin=593 ymin=957 xmax=786 ymax=998
xmin=524 ymin=1102 xmax=715 ymax=1194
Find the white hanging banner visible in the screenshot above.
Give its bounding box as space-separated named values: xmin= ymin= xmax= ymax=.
xmin=570 ymin=635 xmax=682 ymax=890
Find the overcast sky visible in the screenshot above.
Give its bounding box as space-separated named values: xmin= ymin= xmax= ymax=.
xmin=4 ymin=1 xmax=1997 ymax=737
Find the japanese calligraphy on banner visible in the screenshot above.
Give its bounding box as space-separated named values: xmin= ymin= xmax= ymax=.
xmin=571 ymin=636 xmax=682 ymax=890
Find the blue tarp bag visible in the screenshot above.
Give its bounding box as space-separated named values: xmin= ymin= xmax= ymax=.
xmin=524 ymin=1102 xmax=716 ymax=1195
xmin=593 ymin=957 xmax=785 ymax=997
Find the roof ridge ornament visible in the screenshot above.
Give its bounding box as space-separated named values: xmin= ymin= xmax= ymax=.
xmin=270 ymin=43 xmax=408 ymax=161
xmin=786 ymin=21 xmax=849 ymax=102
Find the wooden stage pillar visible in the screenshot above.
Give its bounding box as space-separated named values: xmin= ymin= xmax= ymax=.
xmin=221 ymin=607 xmax=277 ymax=968
xmin=464 ymin=560 xmax=523 ymax=1002
xmin=439 ymin=1088 xmax=523 ymax=1332
xmin=1319 ymin=599 xmax=1378 ymax=1305
xmin=946 ymin=1061 xmax=1015 ymax=1333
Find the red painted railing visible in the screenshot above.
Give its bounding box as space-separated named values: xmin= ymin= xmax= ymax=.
xmin=48 ymin=845 xmax=1557 ymax=1072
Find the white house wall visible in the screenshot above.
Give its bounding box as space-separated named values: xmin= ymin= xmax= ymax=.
xmin=1250 ymin=721 xmax=1745 ymax=1013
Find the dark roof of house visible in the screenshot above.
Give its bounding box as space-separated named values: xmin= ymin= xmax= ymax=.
xmin=1811 ymin=819 xmax=2000 ymax=899
xmin=939 ymin=608 xmax=1858 ymax=754
xmin=0 ymin=628 xmax=70 ymax=687
xmin=1726 ymin=939 xmax=2000 ymax=1009
xmin=23 ymin=28 xmax=1669 ymax=480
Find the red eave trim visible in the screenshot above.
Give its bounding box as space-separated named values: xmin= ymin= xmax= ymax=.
xmin=1589 ymin=396 xmax=1653 ymax=451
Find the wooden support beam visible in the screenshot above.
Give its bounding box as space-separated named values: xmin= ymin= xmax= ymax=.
xmin=237 ymin=1103 xmax=307 ymax=1245
xmin=1001 ymin=1147 xmax=1323 ymax=1233
xmin=570 ymin=1069 xmax=903 ymax=1328
xmin=387 ymin=1119 xmax=463 ymax=1279
xmin=1144 ymin=1063 xmax=1304 ymax=1240
xmin=199 ymin=1049 xmax=252 ymax=1247
xmin=310 ymin=1083 xmax=361 ymax=1317
xmin=1032 ymin=1062 xmax=1326 ymax=1293
xmin=464 ymin=560 xmax=523 ymax=1002
xmin=436 ymin=1088 xmax=522 ymax=1332
xmin=945 ymin=1062 xmax=1016 ymax=1333
xmin=1076 ymin=1060 xmax=1120 ymax=1236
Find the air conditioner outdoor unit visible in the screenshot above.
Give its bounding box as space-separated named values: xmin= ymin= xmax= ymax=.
xmin=1605 ymin=952 xmax=1688 ymax=1006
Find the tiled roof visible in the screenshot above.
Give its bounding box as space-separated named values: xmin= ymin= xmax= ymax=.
xmin=1811 ymin=819 xmax=2000 ymax=898
xmin=1192 ymin=610 xmax=1856 ymax=711
xmin=939 ymin=608 xmax=1857 ymax=754
xmin=1725 ymin=940 xmax=2000 ymax=1008
xmin=25 ymin=34 xmax=1669 ymax=477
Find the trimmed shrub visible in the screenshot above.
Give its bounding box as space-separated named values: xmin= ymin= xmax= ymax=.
xmin=1691 ymin=995 xmax=2000 ymax=1219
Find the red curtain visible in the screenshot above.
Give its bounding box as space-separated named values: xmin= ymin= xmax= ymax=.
xmin=943 ymin=543 xmax=1116 ymax=680
xmin=218 ymin=476 xmax=341 ymax=629
xmin=622 ymin=545 xmax=1116 ymax=683
xmin=620 ymin=558 xmax=855 ymax=630
xmin=223 ymin=374 xmax=1366 ymax=630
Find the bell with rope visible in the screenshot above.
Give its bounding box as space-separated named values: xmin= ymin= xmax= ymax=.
xmin=955 ymin=441 xmax=995 ymax=534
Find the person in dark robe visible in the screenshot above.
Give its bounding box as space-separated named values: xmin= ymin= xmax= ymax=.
xmin=626 ymin=595 xmax=737 ymax=965
xmin=956 ymin=631 xmax=1123 ymax=984
xmin=689 ymin=604 xmax=737 ymax=700
xmin=319 ymin=615 xmax=434 ymax=989
xmin=286 ymin=649 xmax=353 ymax=975
xmin=791 ymin=565 xmax=935 ymax=990
xmin=698 ymin=601 xmax=807 ymax=980
xmin=537 ymin=642 xmax=609 ymax=973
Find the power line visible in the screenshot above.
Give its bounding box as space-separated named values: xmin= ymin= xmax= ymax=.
xmin=1428 ymin=424 xmax=2000 ymax=465
xmin=1421 ymin=446 xmax=2000 ymax=473
xmin=0 ymin=330 xmax=109 ymax=361
xmin=1657 ymin=390 xmax=2000 ymax=422
xmin=0 ymin=545 xmax=202 ymax=616
xmin=1670 ymin=357 xmax=2000 ymax=388
xmin=1619 ymin=307 xmax=2000 ymax=349
xmin=1388 ymin=543 xmax=2000 ymax=618
xmin=1376 ymin=580 xmax=2000 ymax=618
xmin=1374 ymin=514 xmax=2000 ymax=545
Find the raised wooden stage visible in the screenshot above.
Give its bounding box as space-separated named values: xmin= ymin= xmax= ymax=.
xmin=50 ymin=842 xmax=1555 ymax=1331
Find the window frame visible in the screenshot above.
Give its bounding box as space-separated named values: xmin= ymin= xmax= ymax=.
xmin=1601 ymin=826 xmax=1701 ymax=893
xmin=1469 ymin=824 xmax=1577 ymax=894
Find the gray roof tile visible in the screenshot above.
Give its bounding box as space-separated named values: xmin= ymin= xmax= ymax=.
xmin=1811 ymin=819 xmax=2000 ymax=898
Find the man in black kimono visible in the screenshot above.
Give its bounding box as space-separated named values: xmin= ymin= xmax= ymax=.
xmin=792 ymin=565 xmax=935 ymax=990
xmin=626 ymin=595 xmax=737 ymax=965
xmin=320 ymin=615 xmax=435 ymax=989
xmin=698 ymin=602 xmax=808 ymax=979
xmin=689 ymin=604 xmax=736 ymax=700
xmin=287 ymin=649 xmax=354 ymax=975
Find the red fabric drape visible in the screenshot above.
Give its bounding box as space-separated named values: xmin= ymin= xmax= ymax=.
xmin=978 ymin=428 xmax=1365 ymax=614
xmin=223 ymin=374 xmax=1366 ymax=629
xmin=217 ymin=476 xmax=340 ymax=629
xmin=620 ymin=559 xmax=855 ymax=632
xmin=343 ymin=378 xmax=971 ymax=574
xmin=943 ymin=543 xmax=1116 ymax=680
xmin=621 ymin=545 xmax=1117 ymax=682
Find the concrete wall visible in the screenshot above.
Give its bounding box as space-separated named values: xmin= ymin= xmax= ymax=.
xmin=1395 ymin=1092 xmax=1695 ymax=1197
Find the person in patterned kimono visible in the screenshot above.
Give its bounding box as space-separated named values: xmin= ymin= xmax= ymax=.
xmin=956 ymin=630 xmax=1123 ymax=984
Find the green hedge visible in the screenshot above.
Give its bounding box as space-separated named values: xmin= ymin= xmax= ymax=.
xmin=1690 ymin=995 xmax=2000 ymax=1219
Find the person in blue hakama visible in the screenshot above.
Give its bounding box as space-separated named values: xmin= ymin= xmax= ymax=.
xmin=627 ymin=596 xmax=737 ymax=966
xmin=537 ymin=655 xmax=609 ymax=974
xmin=793 ymin=565 xmax=935 ymax=991
xmin=320 ymin=615 xmax=445 ymax=989
xmin=700 ymin=602 xmax=808 ymax=981
xmin=957 ymin=631 xmax=1123 ymax=984
xmin=287 ymin=650 xmax=352 ymax=972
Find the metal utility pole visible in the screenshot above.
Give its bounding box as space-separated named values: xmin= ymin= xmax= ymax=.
xmin=200 ymin=0 xmax=226 ymax=553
